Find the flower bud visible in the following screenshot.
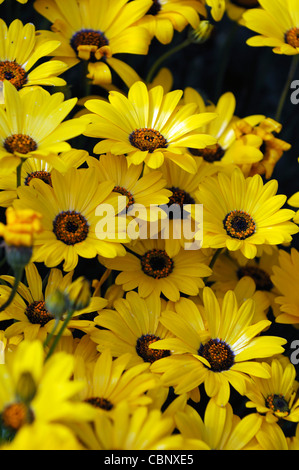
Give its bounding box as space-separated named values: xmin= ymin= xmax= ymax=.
xmin=65 ymin=277 xmax=91 ymax=312
xmin=188 ymin=20 xmax=214 ymax=44
xmin=45 ymin=289 xmax=68 ymax=319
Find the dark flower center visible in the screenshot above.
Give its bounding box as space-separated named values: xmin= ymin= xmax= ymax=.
xmin=85 ymin=397 xmax=113 ymax=411
xmin=4 ymin=134 xmax=37 ymax=154
xmin=141 ymin=249 xmax=174 ymax=279
xmin=25 ymin=300 xmax=54 ymax=326
xmin=70 ymin=29 xmax=109 ymax=59
xmin=53 ymin=211 xmax=89 ymax=245
xmin=285 ymin=28 xmax=299 ymax=48
xmin=112 ymin=185 xmax=135 ymax=210
xmin=129 ymin=128 xmax=168 ymax=153
xmin=237 ymin=265 xmax=273 ymax=291
xmin=265 ymin=394 xmax=290 ymax=415
xmin=0 ymin=61 xmax=28 ymax=89
xmin=136 ymin=334 xmax=171 ymax=363
xmin=25 ymin=171 xmax=52 ymax=187
xmin=199 ymin=338 xmax=235 ymax=372
xmin=147 ymin=0 xmax=162 ymax=15
xmin=189 ymin=144 xmax=225 ymax=162
xmin=223 ymin=210 xmax=256 ymax=240
xmin=1 ymin=402 xmax=33 ymax=432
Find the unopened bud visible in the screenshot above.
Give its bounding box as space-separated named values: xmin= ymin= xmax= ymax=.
xmin=4 ymin=245 xmax=32 ymax=271
xmin=45 ymin=289 xmax=67 ymax=318
xmin=188 ymin=20 xmax=214 ymax=44
xmin=65 ymin=277 xmax=91 ymax=311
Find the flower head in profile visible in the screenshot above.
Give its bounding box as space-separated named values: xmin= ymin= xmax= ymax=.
xmin=33 ymin=0 xmax=153 ymax=86
xmin=0 ymin=19 xmax=68 ymax=97
xmin=242 ymin=0 xmax=299 ymax=55
xmin=0 ymin=81 xmax=87 ymax=176
xmin=196 ymin=167 xmax=298 ymax=259
xmin=150 ymin=287 xmax=287 ymax=405
xmin=84 ymin=80 xmax=217 ymax=173
xmin=135 ymin=0 xmax=206 ymax=44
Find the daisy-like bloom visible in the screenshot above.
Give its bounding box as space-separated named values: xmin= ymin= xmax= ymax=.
xmin=98 ymin=239 xmax=212 ymax=302
xmin=196 ymin=167 xmax=298 ymax=259
xmin=33 ymin=0 xmax=152 ymax=86
xmin=91 ymin=291 xmax=174 ymax=369
xmin=0 ymin=81 xmax=87 ymax=176
xmin=73 ymin=349 xmax=158 ymax=416
xmin=0 ymin=340 xmax=96 ymax=447
xmin=87 ymin=153 xmax=172 ymax=220
xmin=175 ymin=398 xmax=263 ymax=450
xmin=232 ymin=116 xmax=291 ymax=179
xmin=0 ymin=150 xmax=88 ymax=208
xmin=242 ymin=0 xmax=299 ymax=55
xmin=245 ymin=356 xmax=299 ymax=424
xmin=0 ymin=19 xmax=68 ymax=97
xmin=270 ymin=248 xmax=299 ymax=324
xmin=134 ymin=0 xmax=206 ymax=45
xmin=13 ymin=167 xmax=129 ymax=272
xmin=72 ymin=401 xmax=186 ymax=450
xmin=210 ymin=247 xmax=281 ymax=317
xmin=153 ymin=156 xmax=217 ymax=256
xmin=183 ymin=88 xmax=265 ymax=171
xmin=0 ymin=263 xmax=107 ymax=342
xmin=83 ymin=80 xmax=217 ymax=173
xmin=150 ymin=287 xmax=287 ymax=405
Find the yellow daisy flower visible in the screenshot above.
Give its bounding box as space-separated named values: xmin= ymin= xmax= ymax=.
xmin=242 ymin=0 xmax=299 ymax=55
xmin=73 ymin=349 xmax=158 ymax=415
xmin=210 ymin=247 xmax=281 ymax=317
xmin=0 ymin=81 xmax=87 ymax=176
xmin=175 ymin=398 xmax=263 ymax=450
xmin=150 ymin=287 xmax=287 ymax=405
xmin=252 ymin=420 xmax=299 ymax=450
xmin=98 ymin=239 xmax=212 ymax=302
xmin=0 ymin=150 xmax=88 ymax=208
xmin=0 ymin=263 xmax=107 ymax=342
xmin=270 ymin=248 xmax=299 ymax=325
xmin=83 ymin=80 xmax=217 ymax=173
xmin=135 ymin=0 xmax=206 ymax=45
xmin=0 ymin=339 xmax=95 ymax=446
xmin=86 ymin=153 xmax=172 ymax=220
xmin=0 ymin=19 xmax=68 ymax=95
xmin=13 ymin=167 xmax=129 ymax=271
xmin=183 ymin=88 xmax=290 ymax=178
xmin=196 ymin=167 xmax=298 ymax=259
xmin=72 ymin=400 xmax=186 ymax=450
xmin=33 ymin=0 xmax=153 ymax=86
xmin=245 ymin=356 xmax=299 ymax=424
xmin=91 ymin=291 xmax=173 ymax=369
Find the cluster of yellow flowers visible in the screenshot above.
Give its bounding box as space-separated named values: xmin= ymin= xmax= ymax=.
xmin=0 ymin=0 xmax=299 ymax=451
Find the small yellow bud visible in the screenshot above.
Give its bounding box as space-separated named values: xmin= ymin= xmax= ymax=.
xmin=45 ymin=290 xmax=68 ymax=318
xmin=188 ymin=20 xmax=214 ymax=44
xmin=65 ymin=277 xmax=91 ymax=311
xmin=0 ymin=207 xmax=43 ymax=247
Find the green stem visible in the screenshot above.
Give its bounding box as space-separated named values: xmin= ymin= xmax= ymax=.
xmin=275 ymin=55 xmax=299 ymax=122
xmin=45 ymin=309 xmax=74 ymax=361
xmin=43 ymin=318 xmax=60 ymax=350
xmin=16 ymin=161 xmax=23 ymax=188
xmin=145 ymin=38 xmax=192 ymax=84
xmin=0 ymin=267 xmax=23 ymax=312
xmin=203 ymin=248 xmax=223 ymax=284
